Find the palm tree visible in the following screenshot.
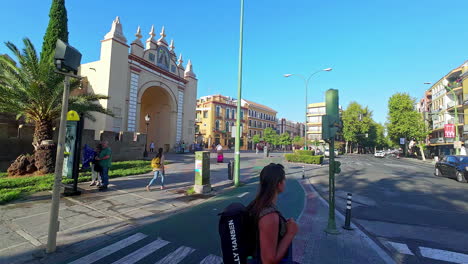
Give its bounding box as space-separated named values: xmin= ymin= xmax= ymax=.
xmin=0 ymin=38 xmax=111 ymax=171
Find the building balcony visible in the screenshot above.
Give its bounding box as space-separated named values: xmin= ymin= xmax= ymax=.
xmin=447 ymin=81 xmax=462 ymax=89
xmin=429 ymin=137 xmax=454 ymax=144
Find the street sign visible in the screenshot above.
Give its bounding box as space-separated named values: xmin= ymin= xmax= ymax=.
xmin=444 ymin=124 xmax=455 ymax=138
xmin=400 ymin=138 xmax=405 ymax=145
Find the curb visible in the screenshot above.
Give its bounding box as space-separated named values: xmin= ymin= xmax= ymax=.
xmin=300 ymin=178 xmax=397 ymax=264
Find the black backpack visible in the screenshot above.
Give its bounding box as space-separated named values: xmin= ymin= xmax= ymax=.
xmin=218 ymin=202 xmax=256 ymax=264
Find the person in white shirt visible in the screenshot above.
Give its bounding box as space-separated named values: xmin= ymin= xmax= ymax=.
xmin=460 ymin=144 xmax=467 ymax=156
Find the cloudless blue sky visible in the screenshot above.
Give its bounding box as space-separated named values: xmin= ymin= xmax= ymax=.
xmin=1 ymin=0 xmax=468 ymax=124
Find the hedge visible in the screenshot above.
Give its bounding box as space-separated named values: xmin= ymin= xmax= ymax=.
xmin=285 ymin=154 xmax=323 ymax=164
xmin=294 ymin=150 xmax=315 ymax=156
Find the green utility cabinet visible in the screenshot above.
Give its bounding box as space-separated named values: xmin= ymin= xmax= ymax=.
xmin=194 ymin=151 xmax=211 ymax=193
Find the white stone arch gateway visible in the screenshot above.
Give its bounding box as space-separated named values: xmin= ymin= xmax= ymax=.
xmin=78 ymin=17 xmax=198 ymax=152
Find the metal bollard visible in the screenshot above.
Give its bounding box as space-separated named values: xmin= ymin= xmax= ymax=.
xmin=343 ymin=193 xmax=354 ymax=230
xmin=302 ymin=165 xmax=305 ymax=179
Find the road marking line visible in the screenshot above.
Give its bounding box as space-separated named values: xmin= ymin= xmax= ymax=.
xmin=14 ymin=229 xmax=42 ymax=247
xmin=200 ymin=254 xmax=223 ymax=264
xmin=238 ymin=192 xmax=249 ymax=198
xmin=155 ymin=246 xmax=195 ymax=264
xmin=419 ymin=246 xmax=468 ymax=264
xmin=111 ymin=238 xmax=169 ymax=264
xmin=386 ymin=241 xmax=414 ymax=255
xmin=69 ymin=233 xmax=147 ymax=264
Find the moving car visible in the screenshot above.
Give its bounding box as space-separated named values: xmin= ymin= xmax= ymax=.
xmin=374 ymin=151 xmax=385 ymax=158
xmin=434 ymin=155 xmax=468 ymax=183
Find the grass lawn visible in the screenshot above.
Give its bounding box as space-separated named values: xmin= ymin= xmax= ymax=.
xmin=0 ymin=160 xmax=160 ymax=205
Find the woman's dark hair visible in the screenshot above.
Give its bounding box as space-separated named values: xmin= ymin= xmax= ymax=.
xmin=248 ymin=163 xmax=286 ymax=218
xmin=156 ymin=148 xmax=163 ymax=159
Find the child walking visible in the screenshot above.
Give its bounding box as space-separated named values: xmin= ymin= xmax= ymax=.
xmin=146 ymin=148 xmax=165 ymax=191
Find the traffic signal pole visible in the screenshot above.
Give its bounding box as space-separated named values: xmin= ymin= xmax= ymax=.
xmin=325 ymin=137 xmax=340 ymax=234
xmin=324 ymin=89 xmax=340 ymax=235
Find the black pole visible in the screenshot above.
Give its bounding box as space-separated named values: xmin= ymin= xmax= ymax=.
xmin=143 ymin=122 xmax=149 ymax=157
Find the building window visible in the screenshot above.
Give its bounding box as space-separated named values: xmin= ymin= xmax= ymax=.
xmin=231 ymin=110 xmax=235 ymax=119
xmin=249 ymin=120 xmax=252 ymax=126
xmin=112 ymin=107 xmax=122 ymax=132
xmin=203 ymin=111 xmax=208 ymax=118
xmin=215 ymin=120 xmax=220 ymax=130
xmin=249 ymin=130 xmax=252 ymax=137
xmin=240 ymin=110 xmax=244 ymax=119
xmin=216 ymin=106 xmax=221 ymax=117
xmin=226 ymin=108 xmax=230 ymax=119
xmin=226 ymin=121 xmax=230 ymax=132
xmin=148 ymin=53 xmax=155 ymax=62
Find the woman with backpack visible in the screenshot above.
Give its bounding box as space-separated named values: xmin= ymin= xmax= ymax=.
xmin=146 ymin=148 xmax=165 ymax=191
xmin=247 ymin=163 xmax=298 ymax=263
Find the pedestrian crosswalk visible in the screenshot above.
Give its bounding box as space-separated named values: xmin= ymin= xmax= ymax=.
xmin=68 ymin=233 xmax=223 ymax=264
xmin=385 ymin=240 xmax=468 ymax=264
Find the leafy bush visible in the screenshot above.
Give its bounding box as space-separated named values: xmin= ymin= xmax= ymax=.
xmin=285 ymin=154 xmax=323 ymax=164
xmin=294 ymin=150 xmax=315 ymax=156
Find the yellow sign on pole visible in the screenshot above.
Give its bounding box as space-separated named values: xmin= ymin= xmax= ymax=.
xmin=66 ymin=110 xmax=80 ymax=121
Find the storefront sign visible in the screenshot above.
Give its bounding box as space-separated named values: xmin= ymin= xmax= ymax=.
xmin=444 ymin=124 xmax=455 ymax=138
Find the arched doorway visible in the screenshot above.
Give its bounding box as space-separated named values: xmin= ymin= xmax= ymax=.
xmin=139 ymin=86 xmax=176 ymax=152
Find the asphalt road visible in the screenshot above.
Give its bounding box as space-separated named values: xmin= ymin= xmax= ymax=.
xmin=307 ymin=154 xmax=468 ymax=264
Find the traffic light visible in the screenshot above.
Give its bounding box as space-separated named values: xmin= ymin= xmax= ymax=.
xmin=322 ymin=89 xmax=340 ymax=140
xmin=326 ymin=89 xmax=339 ymax=125
xmin=334 ymin=160 xmax=341 ymax=174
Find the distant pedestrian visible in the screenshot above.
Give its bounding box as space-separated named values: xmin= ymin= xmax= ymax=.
xmin=90 ymin=143 xmax=102 ymax=187
xmin=96 ymin=141 xmax=111 ymax=191
xmin=149 ymin=141 xmax=155 ymax=153
xmin=256 ymin=143 xmax=259 ymax=154
xmin=461 ymin=144 xmax=467 ymax=156
xmin=146 ymin=148 xmax=165 ymax=191
xmin=181 ymin=141 xmax=186 ymax=153
xmin=217 ymin=144 xmax=224 ymax=163
xmin=247 ymin=163 xmax=298 ymax=263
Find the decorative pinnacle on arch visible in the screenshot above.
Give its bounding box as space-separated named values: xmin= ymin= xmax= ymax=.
xmin=135 ymin=26 xmax=142 ymax=40
xmin=184 ymin=59 xmax=196 ymax=78
xmin=157 ymin=26 xmax=168 ymax=46
xmin=104 ymin=16 xmax=127 ymax=43
xmin=169 ymin=39 xmax=175 ymax=52
xmin=177 ymin=53 xmax=184 ymax=67
xmin=147 ymin=25 xmax=156 ymax=42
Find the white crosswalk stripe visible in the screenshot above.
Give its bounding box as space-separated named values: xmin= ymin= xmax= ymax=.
xmin=419 ymin=246 xmax=468 ymax=264
xmin=68 ymin=233 xmax=222 ymax=264
xmin=69 ymin=233 xmax=147 ymax=264
xmin=155 ymin=246 xmax=195 ymax=264
xmin=200 ymin=254 xmax=223 ymax=264
xmin=111 ymin=238 xmax=170 ymax=264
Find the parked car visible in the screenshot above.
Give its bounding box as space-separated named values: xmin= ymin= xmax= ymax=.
xmin=434 ymin=155 xmax=468 ymax=183
xmin=374 ymin=151 xmax=385 ymax=158
xmin=324 ymin=149 xmax=339 ymax=157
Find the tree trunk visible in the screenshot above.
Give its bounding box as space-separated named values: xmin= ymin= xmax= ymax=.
xmin=345 ymin=141 xmax=348 ymax=154
xmin=33 ymin=119 xmax=54 ymax=150
xmin=419 ymin=143 xmax=426 ymax=161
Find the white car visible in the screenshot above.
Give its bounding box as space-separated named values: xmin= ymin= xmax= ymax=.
xmin=324 ymin=149 xmax=339 ymax=157
xmin=374 ymin=151 xmax=385 ymax=158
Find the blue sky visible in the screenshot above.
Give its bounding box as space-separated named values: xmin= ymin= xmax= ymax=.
xmin=1 ymin=0 xmax=468 ymax=124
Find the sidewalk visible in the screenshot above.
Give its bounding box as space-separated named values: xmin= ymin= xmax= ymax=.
xmin=0 ymin=152 xmax=263 ymax=264
xmin=290 ymin=166 xmax=395 ymax=264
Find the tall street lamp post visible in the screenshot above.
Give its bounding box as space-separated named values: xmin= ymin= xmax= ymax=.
xmin=284 ymin=68 xmax=332 ymax=150
xmin=234 ymin=0 xmax=245 ymax=187
xmin=143 ymin=114 xmax=150 ymax=157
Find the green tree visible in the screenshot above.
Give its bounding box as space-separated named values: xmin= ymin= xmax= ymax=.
xmin=342 ymin=102 xmax=373 ymax=153
xmin=252 ymin=134 xmax=262 ymax=145
xmin=0 ymin=39 xmax=111 ymax=170
xmin=40 ymin=0 xmax=68 ymax=65
xmin=387 ymin=93 xmax=428 ymax=158
xmin=263 ymin=127 xmax=277 ymax=145
xmin=279 ymin=132 xmax=292 ymax=148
